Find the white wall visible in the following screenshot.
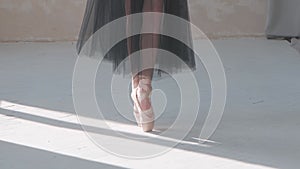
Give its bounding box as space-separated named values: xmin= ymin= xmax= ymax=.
xmin=0 ymin=0 xmax=267 ymax=42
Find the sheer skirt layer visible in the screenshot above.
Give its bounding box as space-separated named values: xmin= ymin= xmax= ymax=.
xmin=76 ymin=0 xmax=196 ymax=79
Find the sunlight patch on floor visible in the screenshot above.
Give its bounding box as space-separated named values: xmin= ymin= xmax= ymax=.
xmin=0 ymin=100 xmax=275 ymax=168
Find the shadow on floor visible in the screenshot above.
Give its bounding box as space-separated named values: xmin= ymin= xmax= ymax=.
xmin=0 ymin=140 xmax=128 ymax=169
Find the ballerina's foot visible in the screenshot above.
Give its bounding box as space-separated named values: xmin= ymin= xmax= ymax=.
xmin=131 ymin=75 xmax=155 ymax=132
xmin=137 ymin=76 xmax=155 ymax=132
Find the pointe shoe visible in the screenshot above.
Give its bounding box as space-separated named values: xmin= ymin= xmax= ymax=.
xmin=132 ymin=75 xmax=155 ymax=132
xmin=131 ymin=87 xmax=141 ymax=127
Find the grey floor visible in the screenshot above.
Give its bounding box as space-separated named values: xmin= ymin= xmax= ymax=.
xmin=0 ymin=39 xmax=299 ymax=169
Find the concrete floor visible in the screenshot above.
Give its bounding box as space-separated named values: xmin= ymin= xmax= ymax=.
xmin=0 ymin=39 xmax=299 ymax=169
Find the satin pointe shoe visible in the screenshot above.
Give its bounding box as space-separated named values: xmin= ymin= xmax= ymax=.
xmin=131 ymin=75 xmax=155 ymax=132
xmin=131 ymin=86 xmax=141 ymax=127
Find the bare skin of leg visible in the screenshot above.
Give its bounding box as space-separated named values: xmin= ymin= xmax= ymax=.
xmin=125 ymin=0 xmax=139 ymax=94
xmin=126 ymin=0 xmax=163 ymax=111
xmin=139 ymin=0 xmax=163 ymax=110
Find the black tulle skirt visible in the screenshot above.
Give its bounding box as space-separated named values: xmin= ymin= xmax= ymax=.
xmin=76 ymin=0 xmax=196 ymax=78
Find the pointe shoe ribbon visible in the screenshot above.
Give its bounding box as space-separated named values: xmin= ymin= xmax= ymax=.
xmin=133 ymin=75 xmax=155 ymax=132
xmin=131 ymin=85 xmax=141 ymax=127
